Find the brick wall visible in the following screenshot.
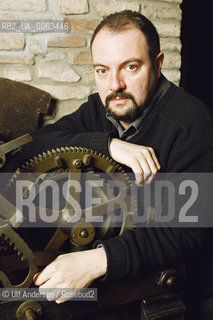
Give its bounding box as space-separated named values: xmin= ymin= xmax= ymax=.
xmin=0 ymin=0 xmax=182 ymax=122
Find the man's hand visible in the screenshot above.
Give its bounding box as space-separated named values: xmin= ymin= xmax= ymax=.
xmin=33 ymin=247 xmax=107 ymax=304
xmin=109 ymin=138 xmax=160 ymax=186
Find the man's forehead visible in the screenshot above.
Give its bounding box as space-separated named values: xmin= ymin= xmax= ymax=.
xmin=92 ymin=26 xmax=146 ymax=43
xmin=91 ymin=27 xmax=149 ymax=63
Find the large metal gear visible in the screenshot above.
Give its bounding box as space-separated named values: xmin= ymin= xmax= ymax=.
xmin=0 ymin=146 xmax=136 ymax=288
xmin=6 ymin=146 xmax=136 ymax=235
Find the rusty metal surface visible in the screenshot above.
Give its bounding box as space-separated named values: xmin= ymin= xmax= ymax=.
xmin=0 ymin=134 xmax=33 ymax=168
xmin=0 ymin=77 xmax=52 ymax=140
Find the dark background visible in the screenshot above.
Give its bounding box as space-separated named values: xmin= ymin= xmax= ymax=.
xmin=181 ymin=0 xmax=212 ymax=107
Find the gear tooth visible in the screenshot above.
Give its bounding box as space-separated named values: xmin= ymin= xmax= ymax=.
xmin=4 ymin=235 xmax=9 ymax=241
xmin=124 ymin=173 xmax=131 ymax=183
xmin=28 ymin=161 xmax=35 ymax=167
xmin=106 ymin=165 xmax=116 ymax=173
xmin=12 ymin=173 xmax=17 ymax=179
xmin=127 ymin=181 xmax=132 ymax=188
xmin=56 ymin=148 xmax=61 ymax=153
xmin=65 ymin=147 xmax=70 ymax=151
xmin=38 ymin=154 xmax=43 ymax=160
xmin=102 ymin=154 xmax=106 ymax=159
xmin=12 ymin=173 xmax=18 ymax=181
xmin=51 ymin=149 xmax=56 ymax=154
xmin=111 ymin=163 xmax=117 ymax=171
xmin=17 ymin=249 xmax=22 ymax=256
xmin=47 ymin=150 xmax=52 ymax=156
xmin=42 ymin=152 xmax=47 ymax=159
xmin=61 ymin=147 xmax=65 ymax=152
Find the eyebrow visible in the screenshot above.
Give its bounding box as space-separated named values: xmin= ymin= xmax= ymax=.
xmin=93 ymin=63 xmax=108 ymax=68
xmin=93 ymin=58 xmax=143 ymax=69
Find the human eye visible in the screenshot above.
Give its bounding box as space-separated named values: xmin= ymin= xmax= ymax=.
xmin=125 ymin=64 xmax=138 ymax=72
xmin=95 ymin=68 xmax=107 ymax=76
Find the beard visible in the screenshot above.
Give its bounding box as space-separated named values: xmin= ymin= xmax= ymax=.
xmin=105 ymin=91 xmax=142 ymax=122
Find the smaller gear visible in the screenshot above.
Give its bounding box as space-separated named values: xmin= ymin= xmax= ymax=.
xmin=0 ymin=219 xmax=38 ymax=288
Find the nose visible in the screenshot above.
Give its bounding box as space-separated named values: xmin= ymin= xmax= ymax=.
xmin=110 ymin=71 xmax=126 ymax=92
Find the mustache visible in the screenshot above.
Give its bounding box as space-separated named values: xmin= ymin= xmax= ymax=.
xmin=105 ymin=91 xmax=136 ymax=105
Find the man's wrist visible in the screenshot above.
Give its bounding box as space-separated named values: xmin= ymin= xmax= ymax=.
xmin=108 ymin=137 xmax=112 ymax=156
xmin=92 ymin=247 xmax=107 ymax=279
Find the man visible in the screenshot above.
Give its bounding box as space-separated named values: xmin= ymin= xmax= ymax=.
xmin=11 ymin=10 xmax=213 ymax=319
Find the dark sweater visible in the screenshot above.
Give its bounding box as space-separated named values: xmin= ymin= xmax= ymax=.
xmin=15 ymin=82 xmax=213 ymax=299
xmin=19 ymin=83 xmax=213 ymax=173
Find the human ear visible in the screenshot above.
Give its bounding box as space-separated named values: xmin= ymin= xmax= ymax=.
xmin=155 ymin=52 xmax=164 ymax=78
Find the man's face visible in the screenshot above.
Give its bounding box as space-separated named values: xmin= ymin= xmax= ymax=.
xmin=91 ymin=27 xmax=163 ymax=127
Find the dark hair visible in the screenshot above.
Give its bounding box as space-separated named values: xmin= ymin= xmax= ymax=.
xmin=90 ymin=10 xmax=160 ymax=64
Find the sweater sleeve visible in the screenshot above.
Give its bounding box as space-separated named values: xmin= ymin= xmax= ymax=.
xmin=13 ymin=95 xmax=117 ymax=167
xmin=96 ymin=228 xmax=203 ymax=280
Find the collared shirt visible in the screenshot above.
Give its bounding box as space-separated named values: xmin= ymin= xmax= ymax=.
xmin=105 ymin=74 xmax=170 ymax=141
